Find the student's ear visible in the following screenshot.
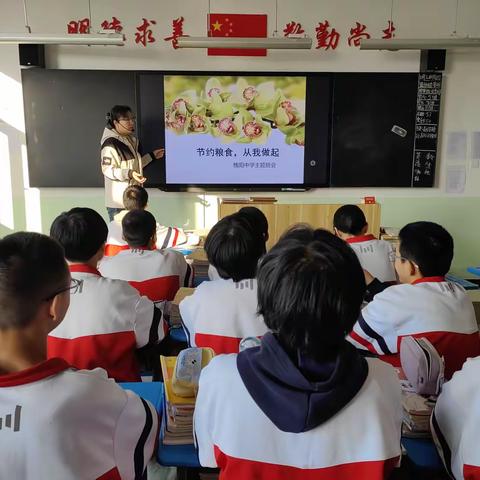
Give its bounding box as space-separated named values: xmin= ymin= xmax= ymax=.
xmin=150 ymin=231 xmax=157 ymax=249
xmin=94 ymin=243 xmax=106 ymax=263
xmin=362 ymin=223 xmax=369 ymax=235
xmin=48 ymin=294 xmax=70 ymax=332
xmin=409 ymin=261 xmax=417 ymax=276
xmin=264 ymin=232 xmax=269 ymax=242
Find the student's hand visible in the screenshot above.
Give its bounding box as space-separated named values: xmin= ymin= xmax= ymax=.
xmin=132 ymin=172 xmax=147 ymax=184
xmin=153 ymin=148 xmax=165 ymax=159
xmin=363 ymin=269 xmax=375 ymax=286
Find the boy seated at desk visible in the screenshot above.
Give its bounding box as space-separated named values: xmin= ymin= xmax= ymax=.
xmin=194 ymin=226 xmax=402 ymax=479
xmin=100 ymin=209 xmax=192 ymax=302
xmin=432 ymin=356 xmax=480 ymax=479
xmin=334 ymin=204 xmax=396 ymax=283
xmin=348 ymin=221 xmax=480 ymax=379
xmin=0 ymin=232 xmax=157 ymax=479
xmin=180 ymin=213 xmax=269 ymax=354
xmin=48 ymin=207 xmax=168 ymax=382
xmin=208 ymin=206 xmax=269 ymax=281
xmin=105 ymin=185 xmax=197 ymax=256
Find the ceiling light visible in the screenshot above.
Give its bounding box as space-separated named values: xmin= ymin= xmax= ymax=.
xmin=176 ymin=36 xmax=312 ymax=49
xmin=360 ymin=37 xmax=480 ymax=51
xmin=0 ymin=32 xmax=125 ymax=46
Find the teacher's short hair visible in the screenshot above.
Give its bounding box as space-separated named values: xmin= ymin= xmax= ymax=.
xmin=123 ymin=185 xmax=148 ymax=211
xmin=50 ymin=208 xmax=108 ymax=262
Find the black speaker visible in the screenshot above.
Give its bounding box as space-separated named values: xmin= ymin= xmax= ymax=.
xmin=420 ymin=49 xmax=446 ymax=72
xmin=19 ymin=44 xmax=45 ymax=68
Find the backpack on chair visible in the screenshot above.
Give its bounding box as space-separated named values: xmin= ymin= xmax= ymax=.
xmin=400 ymin=336 xmax=445 ymax=396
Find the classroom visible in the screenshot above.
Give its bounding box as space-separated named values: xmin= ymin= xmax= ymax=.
xmin=1 ymin=1 xmax=480 ymax=479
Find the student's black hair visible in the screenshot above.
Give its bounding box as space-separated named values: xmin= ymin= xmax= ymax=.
xmin=204 ymin=213 xmax=266 ymax=282
xmin=50 ymin=207 xmax=108 ymax=262
xmin=333 ymin=205 xmax=367 ymax=236
xmin=0 ymin=232 xmax=69 ymax=329
xmin=123 ymin=185 xmax=149 ymax=211
xmin=106 ymin=105 xmax=133 ymax=128
xmin=122 ymin=209 xmax=157 ymax=248
xmin=257 ymin=225 xmax=366 ymax=358
xmin=238 ymin=206 xmax=269 ymax=241
xmin=398 ymin=221 xmax=454 ymax=277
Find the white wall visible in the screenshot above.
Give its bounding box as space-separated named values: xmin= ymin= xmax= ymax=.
xmin=1 ymin=1 xmax=480 ymax=269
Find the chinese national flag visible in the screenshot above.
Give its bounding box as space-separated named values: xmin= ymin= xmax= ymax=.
xmin=207 ymin=13 xmax=268 ymax=56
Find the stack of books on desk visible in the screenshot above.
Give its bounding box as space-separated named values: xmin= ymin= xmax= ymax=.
xmin=187 ymin=248 xmax=209 ymax=278
xmin=160 ymin=356 xmax=196 ymax=445
xmin=170 ymin=288 xmax=195 ymax=326
xmin=402 ymin=393 xmax=435 ymax=438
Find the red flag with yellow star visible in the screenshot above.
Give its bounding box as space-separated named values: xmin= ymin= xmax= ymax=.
xmin=207 ymin=13 xmax=268 ymax=56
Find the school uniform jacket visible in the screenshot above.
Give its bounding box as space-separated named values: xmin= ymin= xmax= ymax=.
xmin=348 ymin=277 xmax=480 ymax=379
xmin=47 ymin=264 xmax=167 ymax=382
xmin=179 ymin=278 xmax=269 ymax=354
xmin=431 ymin=356 xmax=480 ymax=480
xmin=0 ymin=359 xmax=157 ymax=480
xmin=99 ymin=247 xmax=192 ymax=302
xmin=104 ymin=209 xmax=188 ymax=257
xmin=101 ymin=127 xmax=154 ymax=208
xmin=346 ymin=234 xmax=397 ymax=283
xmin=194 ymin=336 xmax=402 ymax=480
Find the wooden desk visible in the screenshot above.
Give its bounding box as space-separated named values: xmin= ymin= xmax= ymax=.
xmin=219 ymin=202 xmax=381 ymax=249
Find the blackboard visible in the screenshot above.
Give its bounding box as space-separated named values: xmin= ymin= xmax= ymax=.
xmin=22 ymin=69 xmax=136 ymax=187
xmin=330 ymin=73 xmax=437 ymax=187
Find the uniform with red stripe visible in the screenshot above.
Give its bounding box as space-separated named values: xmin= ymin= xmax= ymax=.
xmin=346 ymin=234 xmax=396 ymax=283
xmin=0 ymin=359 xmax=157 ymax=480
xmin=99 ymin=247 xmax=192 ymax=302
xmin=431 ymin=356 xmax=480 ymax=480
xmin=179 ymin=278 xmax=269 ymax=354
xmin=47 ymin=265 xmax=167 ymax=382
xmin=348 ymin=277 xmax=480 ymax=379
xmin=195 ymin=346 xmax=402 ymax=479
xmin=105 ymin=210 xmax=187 ymax=257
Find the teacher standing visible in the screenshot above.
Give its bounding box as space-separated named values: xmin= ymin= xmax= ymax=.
xmin=100 ymin=105 xmax=164 ymax=221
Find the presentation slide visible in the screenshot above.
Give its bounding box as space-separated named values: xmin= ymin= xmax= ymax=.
xmin=164 ymin=75 xmax=306 ymax=184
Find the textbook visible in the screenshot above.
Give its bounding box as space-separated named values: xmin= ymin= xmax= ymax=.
xmin=187 ymin=248 xmax=209 ymax=278
xmin=170 ymin=287 xmax=195 ymax=326
xmin=160 ymin=355 xmax=196 ymax=445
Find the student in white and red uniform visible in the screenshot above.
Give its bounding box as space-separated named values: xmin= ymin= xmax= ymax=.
xmin=180 ymin=213 xmax=268 ymax=354
xmin=100 ymin=209 xmax=192 ymax=302
xmin=48 ymin=207 xmax=168 ymax=382
xmin=431 ymin=356 xmax=480 ymax=479
xmin=334 ymin=204 xmax=396 ymax=283
xmin=194 ymin=226 xmax=402 ymax=479
xmin=348 ymin=221 xmax=480 ymax=379
xmin=105 ymin=185 xmax=193 ymax=256
xmin=0 ymin=232 xmax=157 ymax=479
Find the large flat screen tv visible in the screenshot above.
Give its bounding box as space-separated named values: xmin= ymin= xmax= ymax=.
xmin=138 ymin=72 xmax=331 ymax=190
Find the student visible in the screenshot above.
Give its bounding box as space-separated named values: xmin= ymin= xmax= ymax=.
xmin=208 ymin=206 xmax=269 ymax=281
xmin=180 ymin=213 xmax=268 ymax=354
xmin=238 ymin=206 xmax=269 ymax=242
xmin=333 ymin=204 xmax=396 ymax=283
xmin=48 ymin=207 xmax=168 ymax=382
xmin=0 ymin=232 xmax=157 ymax=479
xmin=105 ymin=185 xmax=194 ymax=256
xmin=194 ymin=226 xmax=402 ymax=479
xmin=431 ymin=357 xmax=480 ymax=479
xmin=348 ymin=221 xmax=480 ymax=379
xmin=100 ymin=209 xmax=192 ymax=302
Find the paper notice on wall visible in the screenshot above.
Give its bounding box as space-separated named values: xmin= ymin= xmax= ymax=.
xmin=446 ymin=131 xmax=467 ymax=163
xmin=472 ymin=131 xmax=480 ymax=168
xmin=446 ymin=165 xmax=466 ymax=194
